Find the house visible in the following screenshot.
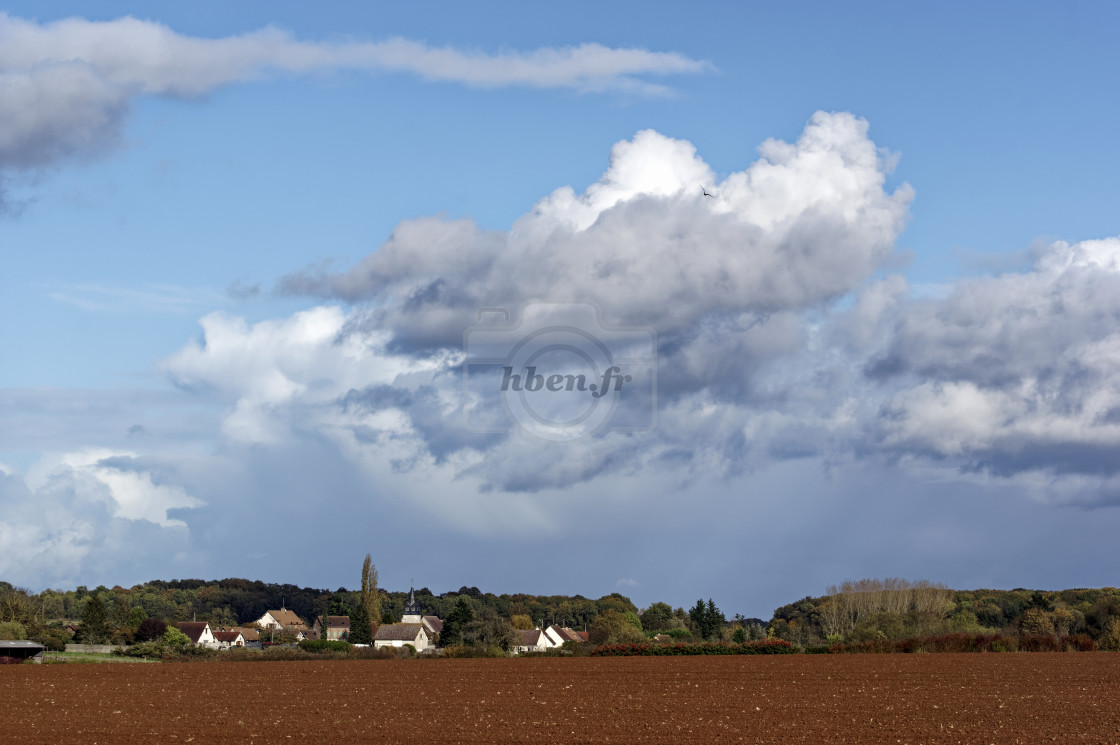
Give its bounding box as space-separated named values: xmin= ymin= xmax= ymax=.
xmin=253 ymin=607 xmax=306 ymax=633
xmin=252 ymin=607 xmax=307 ymax=640
xmin=175 ymin=621 xmax=217 ymax=648
xmin=513 ymin=628 xmax=549 ymax=654
xmin=64 ymin=624 xmax=80 ymax=637
xmin=422 ymin=616 xmax=443 ymax=637
xmin=226 ymin=626 xmax=259 ymax=642
xmin=212 ymin=630 xmax=245 ymax=650
xmin=539 ymin=625 xmax=583 ymax=646
xmin=652 ymin=634 xmax=673 ymax=644
xmin=373 ymin=623 xmax=429 ymax=652
xmin=312 ymin=615 xmax=350 ymax=641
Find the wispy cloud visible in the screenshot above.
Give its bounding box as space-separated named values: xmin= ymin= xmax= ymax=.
xmin=45 ymin=282 xmax=221 ymax=313
xmin=0 ymin=13 xmax=710 ymax=209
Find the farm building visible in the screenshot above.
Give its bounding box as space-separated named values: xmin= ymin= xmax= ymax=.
xmin=0 ymin=640 xmax=45 ymax=663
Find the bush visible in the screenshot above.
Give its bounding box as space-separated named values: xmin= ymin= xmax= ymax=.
xmin=298 ymin=639 xmax=351 ymax=653
xmin=163 ymin=626 xmax=191 ymax=648
xmin=828 ymin=632 xmax=1099 ymax=654
xmin=591 ymin=640 xmax=796 ymax=657
xmin=30 ymin=627 xmax=70 ymax=652
xmin=441 ymin=644 xmax=509 ymax=658
xmin=115 ymin=641 xmax=168 ymax=659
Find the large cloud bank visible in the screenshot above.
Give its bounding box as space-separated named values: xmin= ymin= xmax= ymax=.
xmin=6 ymin=111 xmax=1120 ymax=588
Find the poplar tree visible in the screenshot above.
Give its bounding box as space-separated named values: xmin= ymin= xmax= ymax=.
xmin=360 ymin=554 xmax=381 ymax=628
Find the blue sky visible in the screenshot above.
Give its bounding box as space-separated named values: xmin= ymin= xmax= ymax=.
xmin=2 ymin=2 xmax=1119 ymax=618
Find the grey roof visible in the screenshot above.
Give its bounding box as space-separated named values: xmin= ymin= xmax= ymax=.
xmin=0 ymin=641 xmax=45 ymax=649
xmin=519 ymin=629 xmax=543 ymax=646
xmin=422 ymin=615 xmax=443 ymax=633
xmin=374 ymin=623 xmax=425 ymax=642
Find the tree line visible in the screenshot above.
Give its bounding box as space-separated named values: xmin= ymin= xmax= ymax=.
xmin=4 ymin=570 xmax=1120 ymax=652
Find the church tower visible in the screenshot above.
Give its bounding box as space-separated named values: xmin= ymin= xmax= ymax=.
xmin=401 ymin=586 xmax=422 ymax=623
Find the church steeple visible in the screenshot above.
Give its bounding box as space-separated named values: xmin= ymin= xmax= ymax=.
xmin=402 ymin=586 xmax=422 ymax=623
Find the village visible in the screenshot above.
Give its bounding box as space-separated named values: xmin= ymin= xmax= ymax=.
xmin=168 ymin=588 xmax=590 ymax=655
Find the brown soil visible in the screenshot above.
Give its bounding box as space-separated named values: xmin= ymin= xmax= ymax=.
xmin=2 ymin=654 xmax=1119 ymax=744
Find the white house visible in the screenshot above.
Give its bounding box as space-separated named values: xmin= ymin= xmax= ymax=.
xmin=513 ymin=628 xmax=549 ymax=654
xmin=175 ymin=621 xmax=218 ymax=649
xmin=253 ymin=607 xmax=306 ymax=632
xmin=212 ymin=630 xmax=245 ymax=650
xmin=373 ymin=623 xmax=429 ymax=652
xmin=252 ymin=607 xmax=307 ymax=640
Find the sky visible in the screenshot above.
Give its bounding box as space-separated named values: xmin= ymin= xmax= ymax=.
xmin=1 ymin=2 xmax=1119 ymax=619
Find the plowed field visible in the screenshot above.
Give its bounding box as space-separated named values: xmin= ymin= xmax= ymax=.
xmin=3 ymin=654 xmax=1119 ymax=744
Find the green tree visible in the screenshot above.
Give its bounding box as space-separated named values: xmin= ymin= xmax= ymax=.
xmin=639 ymin=602 xmax=675 ymax=631
xmin=349 ymin=602 xmax=372 ymax=645
xmin=1102 ymin=617 xmax=1120 ymax=651
xmin=510 ymin=614 xmax=534 ymax=630
xmin=80 ymin=596 xmax=110 ymax=644
xmin=110 ymin=595 xmax=131 ymax=630
xmin=440 ymin=597 xmax=474 ymax=647
xmin=461 ymin=607 xmax=518 ymax=651
xmin=163 ymin=626 xmax=191 ymax=648
xmin=326 ymin=593 xmax=352 ymax=617
xmin=361 ymin=555 xmax=381 ymax=630
xmin=128 ymin=606 xmax=147 ymax=631
xmin=689 ymin=599 xmax=725 ymax=640
xmin=732 ymin=626 xmax=747 ymax=643
xmin=0 ymin=621 xmax=27 ymax=640
xmin=1020 ymin=607 xmax=1055 ymax=636
xmin=705 ymin=599 xmax=726 ymax=639
xmin=588 ymin=609 xmax=643 ymax=645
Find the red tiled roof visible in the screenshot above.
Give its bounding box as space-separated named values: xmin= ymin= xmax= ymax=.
xmin=316 ymin=615 xmax=351 ymax=628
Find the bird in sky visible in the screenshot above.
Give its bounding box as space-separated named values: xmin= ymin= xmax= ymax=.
xmin=701 ymin=185 xmax=716 ymax=198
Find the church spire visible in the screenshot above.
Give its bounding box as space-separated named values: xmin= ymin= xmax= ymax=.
xmin=402 ymin=585 xmax=422 ymax=622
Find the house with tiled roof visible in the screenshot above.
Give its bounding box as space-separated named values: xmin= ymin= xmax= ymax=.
xmin=252 ymin=607 xmax=307 ymax=640
xmin=212 ymin=630 xmax=245 ymax=649
xmin=226 ymin=626 xmax=259 ymax=642
xmin=312 ymin=615 xmax=351 ymax=641
xmin=513 ymin=628 xmax=549 ymax=654
xmin=254 ymin=607 xmax=305 ymax=631
xmin=542 ymin=625 xmax=568 ymax=647
xmin=373 ymin=623 xmax=429 ymax=652
xmin=175 ymin=621 xmax=217 ymax=648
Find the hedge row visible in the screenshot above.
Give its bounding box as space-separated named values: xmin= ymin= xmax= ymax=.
xmin=830 ymin=633 xmax=1098 ymax=654
xmin=591 ymin=640 xmax=797 ymax=657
